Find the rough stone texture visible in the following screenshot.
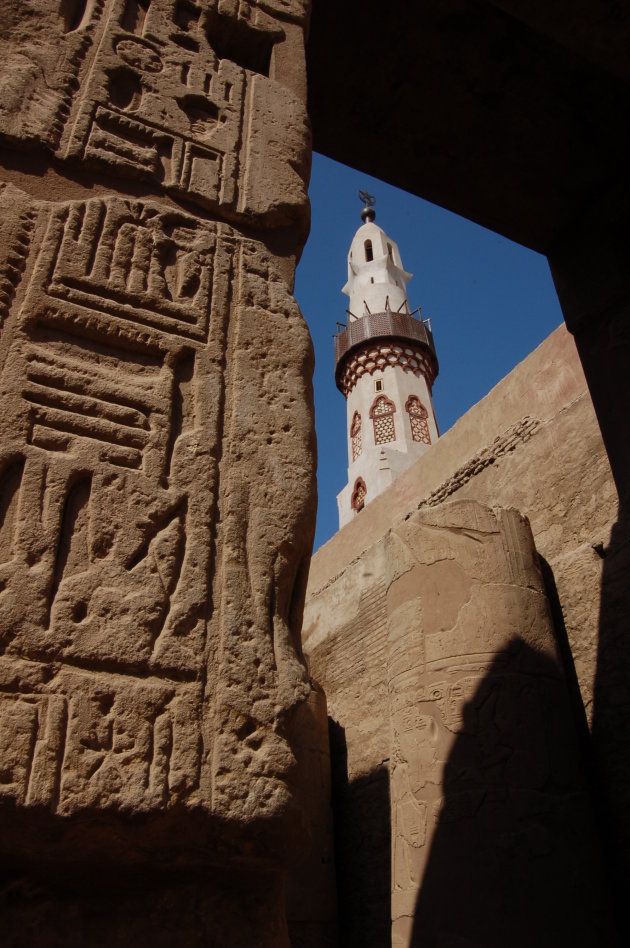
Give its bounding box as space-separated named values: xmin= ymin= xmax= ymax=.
xmin=0 ymin=2 xmax=333 ymax=944
xmin=285 ymin=684 xmax=338 ymax=947
xmin=0 ymin=0 xmax=310 ymax=231
xmin=387 ymin=502 xmax=613 ymax=947
xmin=0 ymin=184 xmax=314 ymax=840
xmin=303 ymin=326 xmax=618 ymax=944
xmin=307 ymin=326 xmax=617 ymax=724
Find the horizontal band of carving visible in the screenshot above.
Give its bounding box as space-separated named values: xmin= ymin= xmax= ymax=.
xmin=420 ymin=416 xmax=541 ymax=507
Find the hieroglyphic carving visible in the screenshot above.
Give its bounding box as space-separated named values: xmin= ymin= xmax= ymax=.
xmin=0 ymin=12 xmax=317 ymax=945
xmin=0 ymin=182 xmax=315 ymax=831
xmin=0 ymin=0 xmax=311 ymax=226
xmin=0 ymin=686 xmax=67 ymax=808
xmin=0 ymin=653 xmax=202 ymax=813
xmin=30 ymin=197 xmax=221 ymax=342
xmin=0 ymin=187 xmax=211 ymax=816
xmin=0 ymin=186 xmax=38 ymax=326
xmin=0 ymin=1 xmax=108 ymax=149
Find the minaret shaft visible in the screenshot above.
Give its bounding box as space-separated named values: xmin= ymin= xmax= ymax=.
xmin=335 ymin=207 xmax=439 ymax=528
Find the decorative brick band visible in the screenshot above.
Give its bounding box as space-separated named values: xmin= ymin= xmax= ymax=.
xmin=338 ymin=339 xmax=436 ymax=396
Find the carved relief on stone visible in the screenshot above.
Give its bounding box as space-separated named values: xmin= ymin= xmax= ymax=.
xmin=0 ymin=183 xmax=315 ymax=847
xmin=0 ymin=0 xmax=311 ymax=227
xmin=0 ymin=1 xmax=106 ymax=150
xmin=385 ymin=502 xmax=609 ymax=948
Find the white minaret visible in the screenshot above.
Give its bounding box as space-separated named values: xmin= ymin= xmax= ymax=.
xmin=335 ymin=195 xmax=439 ymax=527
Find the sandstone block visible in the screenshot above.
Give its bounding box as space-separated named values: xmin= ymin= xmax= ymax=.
xmin=0 ymin=180 xmax=317 ymax=862
xmin=0 ymin=2 xmax=324 ymax=943
xmin=386 ymin=501 xmax=614 ymax=948
xmin=0 ymin=0 xmax=311 ymax=230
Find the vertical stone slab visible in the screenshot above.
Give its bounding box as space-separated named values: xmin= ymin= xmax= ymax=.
xmin=0 ymin=1 xmax=318 ymax=942
xmin=386 ymin=501 xmax=615 ymax=948
xmin=285 ymin=684 xmax=338 ymax=947
xmin=550 ymin=227 xmax=630 ymax=933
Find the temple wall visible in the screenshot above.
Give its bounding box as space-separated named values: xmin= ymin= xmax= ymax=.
xmin=303 ymin=324 xmax=618 ymax=945
xmin=308 ymin=325 xmax=616 ymax=721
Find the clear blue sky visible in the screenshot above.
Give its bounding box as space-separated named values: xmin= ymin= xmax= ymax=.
xmin=295 ymin=153 xmax=565 ymax=552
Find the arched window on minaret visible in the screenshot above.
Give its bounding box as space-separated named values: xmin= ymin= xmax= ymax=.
xmin=350 ymin=411 xmax=362 ymax=461
xmin=406 ymin=395 xmax=431 ymax=444
xmin=370 ymin=394 xmax=396 ymax=445
xmin=364 ymin=239 xmax=373 ymax=262
xmin=351 ymin=477 xmax=367 ymax=512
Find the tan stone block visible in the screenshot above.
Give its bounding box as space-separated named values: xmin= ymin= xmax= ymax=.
xmin=386 ymin=502 xmax=612 ymax=947
xmin=0 ymin=181 xmax=316 ymax=864
xmin=0 ymin=2 xmax=323 ymax=942
xmin=0 ymin=0 xmax=311 ymax=228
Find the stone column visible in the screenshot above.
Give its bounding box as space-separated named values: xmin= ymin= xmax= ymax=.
xmin=0 ymin=1 xmax=317 ymax=943
xmin=386 ymin=501 xmax=616 ymax=948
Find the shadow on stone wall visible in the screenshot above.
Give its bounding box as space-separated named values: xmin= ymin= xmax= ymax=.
xmin=544 ymin=532 xmax=630 ymax=944
xmin=538 ymin=556 xmax=593 ymax=762
xmin=590 ymin=512 xmax=630 ymax=941
xmin=409 ymin=638 xmax=618 ymax=948
xmin=0 ymin=862 xmax=288 ymax=948
xmin=328 ymin=719 xmax=390 ymax=948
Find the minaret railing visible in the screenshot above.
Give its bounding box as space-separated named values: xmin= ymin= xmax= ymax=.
xmin=334 ymin=310 xmax=437 ymax=372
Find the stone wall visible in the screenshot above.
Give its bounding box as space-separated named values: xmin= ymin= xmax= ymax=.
xmin=0 ymin=3 xmax=330 ymax=944
xmin=303 ymin=324 xmax=618 ymax=945
xmin=307 ymin=325 xmax=617 ymax=722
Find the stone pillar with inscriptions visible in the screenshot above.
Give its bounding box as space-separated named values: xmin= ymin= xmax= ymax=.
xmin=386 ymin=501 xmax=616 ymax=948
xmin=0 ymin=2 xmax=318 ymax=943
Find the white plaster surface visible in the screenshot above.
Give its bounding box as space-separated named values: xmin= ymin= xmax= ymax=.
xmin=337 ymin=217 xmax=439 ymax=527
xmin=342 ymin=220 xmax=412 ymax=318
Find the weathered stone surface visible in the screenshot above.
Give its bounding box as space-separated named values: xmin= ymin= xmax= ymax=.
xmin=303 ymin=326 xmax=617 ymax=944
xmin=0 ymin=1 xmax=330 ymax=944
xmin=387 ymin=502 xmax=613 ymax=947
xmin=0 ymin=0 xmax=311 ymax=230
xmin=304 ymin=497 xmax=615 ymax=946
xmin=0 ymin=180 xmax=315 ymax=853
xmin=307 ymin=326 xmax=617 ymax=724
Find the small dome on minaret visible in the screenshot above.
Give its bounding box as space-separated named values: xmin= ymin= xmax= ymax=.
xmin=360 ymin=202 xmax=376 ymax=223
xmin=342 ymin=209 xmax=413 ymax=320
xmin=334 ymin=193 xmax=440 ymax=529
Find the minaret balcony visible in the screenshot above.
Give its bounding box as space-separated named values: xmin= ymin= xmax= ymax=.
xmin=334 ymin=310 xmax=438 ymax=391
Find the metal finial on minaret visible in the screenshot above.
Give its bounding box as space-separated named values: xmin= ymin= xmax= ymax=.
xmin=358 ymin=189 xmax=376 ymax=222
